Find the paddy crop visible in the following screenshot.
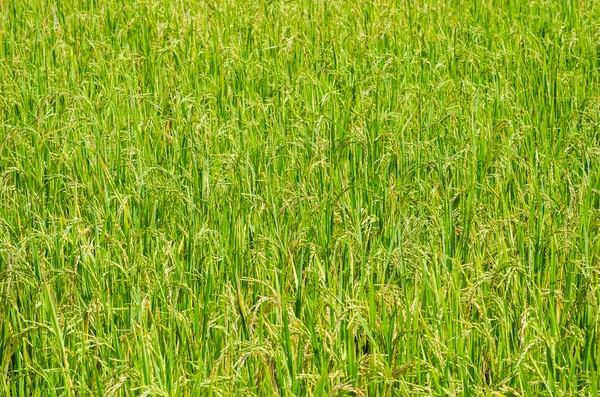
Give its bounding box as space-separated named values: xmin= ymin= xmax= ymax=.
xmin=1 ymin=0 xmax=600 ymax=395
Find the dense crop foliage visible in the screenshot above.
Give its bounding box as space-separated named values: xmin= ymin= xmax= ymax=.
xmin=1 ymin=0 xmax=600 ymax=395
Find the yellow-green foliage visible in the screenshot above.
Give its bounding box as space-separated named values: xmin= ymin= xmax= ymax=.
xmin=1 ymin=0 xmax=600 ymax=395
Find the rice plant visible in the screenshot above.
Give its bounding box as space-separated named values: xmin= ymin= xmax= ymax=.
xmin=1 ymin=0 xmax=600 ymax=395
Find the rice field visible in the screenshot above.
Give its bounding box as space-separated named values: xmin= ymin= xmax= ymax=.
xmin=1 ymin=0 xmax=600 ymax=395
